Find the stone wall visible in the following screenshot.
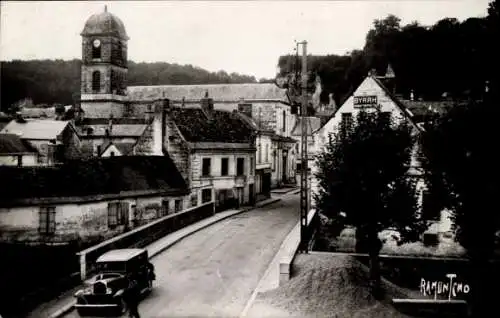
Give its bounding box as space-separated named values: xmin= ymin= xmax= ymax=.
xmin=165 ymin=119 xmax=191 ymax=185
xmin=0 ymin=193 xmax=188 ymax=244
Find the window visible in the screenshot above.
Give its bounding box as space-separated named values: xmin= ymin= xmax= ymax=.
xmin=110 ymin=151 xmax=115 ymax=157
xmin=380 ymin=112 xmax=391 ymax=126
xmin=202 ymin=189 xmax=212 ymax=203
xmin=92 ymin=71 xmax=101 ymax=92
xmin=202 ymin=158 xmax=211 ymax=176
xmin=282 ymin=110 xmax=286 ymax=132
xmin=92 ymin=41 xmax=101 ymax=59
xmin=266 ymin=145 xmax=269 ymax=163
xmin=39 ymin=206 xmax=56 ymax=234
xmin=191 ymin=194 xmax=198 ymax=207
xmin=422 ymin=191 xmax=440 ymax=221
xmin=108 ymin=202 xmax=127 ymax=227
xmin=250 ymin=157 xmax=254 ymax=175
xmin=237 ymin=158 xmax=245 ymax=176
xmin=161 ymin=200 xmax=169 ymax=216
xmin=221 ymin=158 xmax=229 ymax=176
xmin=175 ymin=199 xmax=183 ymax=212
xmin=258 ymin=144 xmax=262 ymax=163
xmin=340 ymin=113 xmax=353 ymax=137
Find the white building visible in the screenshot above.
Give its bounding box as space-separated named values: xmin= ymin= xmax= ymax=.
xmin=311 ymin=73 xmax=453 ymax=234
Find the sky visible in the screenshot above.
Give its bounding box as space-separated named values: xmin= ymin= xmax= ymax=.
xmin=0 ymin=0 xmax=492 ymax=79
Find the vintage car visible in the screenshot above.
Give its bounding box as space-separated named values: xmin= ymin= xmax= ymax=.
xmin=74 ymin=248 xmax=155 ymax=316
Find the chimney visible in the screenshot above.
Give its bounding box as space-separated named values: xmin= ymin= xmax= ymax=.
xmin=108 ymin=116 xmax=113 ymax=134
xmin=328 ymin=93 xmax=337 ymax=110
xmin=200 ymin=91 xmax=214 ymax=119
xmin=161 ymin=99 xmax=169 ymax=147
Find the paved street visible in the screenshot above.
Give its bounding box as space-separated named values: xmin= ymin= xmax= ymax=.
xmin=62 ymin=193 xmax=299 ymax=318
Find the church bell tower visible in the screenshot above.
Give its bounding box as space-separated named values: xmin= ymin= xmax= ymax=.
xmin=80 ymin=6 xmax=129 ymax=118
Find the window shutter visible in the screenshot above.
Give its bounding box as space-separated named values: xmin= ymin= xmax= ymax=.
xmin=48 ymin=207 xmax=56 ymax=234
xmin=108 ymin=203 xmax=118 ymax=227
xmin=39 ymin=207 xmax=47 ymax=233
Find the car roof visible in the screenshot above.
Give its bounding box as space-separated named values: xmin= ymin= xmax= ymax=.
xmin=96 ymin=248 xmax=147 ymax=263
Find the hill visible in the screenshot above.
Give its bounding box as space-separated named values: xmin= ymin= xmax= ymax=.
xmin=0 ymin=59 xmax=257 ymax=112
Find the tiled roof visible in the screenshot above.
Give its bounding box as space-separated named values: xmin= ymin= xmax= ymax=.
xmin=0 ymin=134 xmax=38 ymax=155
xmin=271 ymin=134 xmax=297 ymax=143
xmin=1 ymin=119 xmax=71 ymax=140
xmin=0 ymin=156 xmax=189 ymax=206
xmin=170 ymin=108 xmax=255 ymax=143
xmin=21 ymin=105 xmax=72 ymax=119
xmin=127 ymin=83 xmax=289 ymax=102
xmin=76 ymin=124 xmax=148 ymax=138
xmin=101 ymin=141 xmax=136 ymax=155
xmin=76 ymin=118 xmax=149 ymax=138
xmin=291 ymin=117 xmax=322 ymax=136
xmin=79 ymin=118 xmax=149 ymax=125
xmin=401 ymin=100 xmax=457 ymax=118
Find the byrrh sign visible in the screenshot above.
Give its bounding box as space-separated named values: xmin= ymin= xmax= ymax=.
xmin=353 ymin=95 xmax=378 ymax=108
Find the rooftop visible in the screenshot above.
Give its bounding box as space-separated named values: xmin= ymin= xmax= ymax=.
xmin=81 ymin=7 xmax=129 ymax=40
xmin=0 ymin=156 xmax=189 ymax=206
xmin=292 ymin=117 xmax=322 ymax=136
xmin=0 ymin=134 xmax=38 ymax=155
xmin=1 ymin=119 xmax=72 ymax=140
xmin=170 ymin=108 xmax=255 ymax=143
xmin=127 ymin=83 xmax=289 ymax=102
xmin=97 ymin=248 xmax=147 ymax=263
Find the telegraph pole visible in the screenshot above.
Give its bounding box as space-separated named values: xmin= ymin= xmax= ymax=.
xmin=298 ymin=40 xmax=309 ymax=253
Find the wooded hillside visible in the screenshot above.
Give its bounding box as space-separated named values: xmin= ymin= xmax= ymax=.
xmin=279 ymin=0 xmax=499 ymax=106
xmin=0 ymin=60 xmax=258 ymax=111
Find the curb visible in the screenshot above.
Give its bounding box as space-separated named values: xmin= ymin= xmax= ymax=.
xmin=240 ymin=220 xmax=300 ymax=317
xmin=49 ymin=197 xmax=282 ymax=318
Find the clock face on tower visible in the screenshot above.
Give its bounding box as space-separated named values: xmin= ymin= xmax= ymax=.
xmin=93 ymin=39 xmax=101 ymax=48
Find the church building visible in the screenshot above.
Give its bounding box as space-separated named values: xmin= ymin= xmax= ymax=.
xmin=74 ymin=7 xmax=262 ymax=210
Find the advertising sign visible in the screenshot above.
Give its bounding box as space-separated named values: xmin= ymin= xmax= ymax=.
xmin=353 ymin=95 xmax=378 ymax=108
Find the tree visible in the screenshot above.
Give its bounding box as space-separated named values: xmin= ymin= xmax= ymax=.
xmin=420 ymin=91 xmax=500 ymax=317
xmin=314 ymin=109 xmax=425 ymax=297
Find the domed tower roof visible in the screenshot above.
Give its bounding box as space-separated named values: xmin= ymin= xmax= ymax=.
xmin=81 ymin=6 xmax=129 ymax=40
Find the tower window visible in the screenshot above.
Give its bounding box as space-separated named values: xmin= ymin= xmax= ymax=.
xmin=92 ymin=71 xmax=101 ymax=93
xmin=92 ymin=44 xmax=101 ymax=59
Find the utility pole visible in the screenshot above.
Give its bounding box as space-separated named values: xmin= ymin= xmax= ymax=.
xmin=298 ymin=40 xmax=309 ymax=253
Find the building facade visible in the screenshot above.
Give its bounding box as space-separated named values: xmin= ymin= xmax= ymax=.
xmin=312 ymin=72 xmax=453 ymax=235
xmin=0 ymin=156 xmax=190 ymax=244
xmin=163 ymin=97 xmax=257 ymax=211
xmin=0 ymin=134 xmax=39 ymax=167
xmin=1 ymin=119 xmax=82 ymax=165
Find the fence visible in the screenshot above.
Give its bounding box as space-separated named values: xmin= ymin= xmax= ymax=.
xmin=77 ymin=201 xmax=215 ymax=280
xmin=304 ymin=208 xmax=320 ymax=251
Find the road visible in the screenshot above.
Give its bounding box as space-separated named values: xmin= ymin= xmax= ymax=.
xmin=64 ymin=193 xmax=299 ymax=318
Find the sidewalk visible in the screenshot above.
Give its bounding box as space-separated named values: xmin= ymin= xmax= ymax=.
xmin=26 ymin=195 xmax=283 ymax=318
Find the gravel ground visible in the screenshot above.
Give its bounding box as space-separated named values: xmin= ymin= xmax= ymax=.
xmin=247 ymin=253 xmax=412 ymax=318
